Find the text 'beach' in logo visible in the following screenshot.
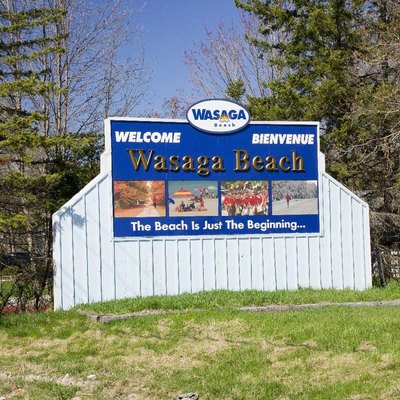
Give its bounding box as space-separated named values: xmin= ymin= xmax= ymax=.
xmin=186 ymin=99 xmax=251 ymax=134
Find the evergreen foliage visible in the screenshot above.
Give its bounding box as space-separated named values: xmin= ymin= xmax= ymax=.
xmin=0 ymin=3 xmax=100 ymax=312
xmin=236 ymin=0 xmax=400 ymax=281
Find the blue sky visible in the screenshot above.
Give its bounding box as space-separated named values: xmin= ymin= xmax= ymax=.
xmin=134 ymin=0 xmax=242 ymax=114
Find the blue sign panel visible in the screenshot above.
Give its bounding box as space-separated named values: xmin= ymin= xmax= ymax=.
xmin=111 ymin=119 xmax=320 ymax=237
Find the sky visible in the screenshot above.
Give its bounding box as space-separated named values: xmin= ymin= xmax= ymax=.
xmin=133 ymin=0 xmax=243 ymax=114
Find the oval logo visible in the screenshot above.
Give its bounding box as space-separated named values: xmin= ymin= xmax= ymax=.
xmin=186 ymin=99 xmax=251 ymax=134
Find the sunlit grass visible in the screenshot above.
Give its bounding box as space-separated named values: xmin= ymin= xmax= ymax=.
xmin=77 ymin=281 xmax=400 ymax=314
xmin=1 ymin=286 xmax=400 ymax=399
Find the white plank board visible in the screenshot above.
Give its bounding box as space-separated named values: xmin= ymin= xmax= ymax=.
xmin=215 ymin=238 xmax=228 ymax=289
xmin=226 ymin=238 xmax=240 ymax=290
xmin=329 ymin=181 xmax=344 ymax=289
xmin=98 ymin=179 xmax=114 ymax=301
xmin=250 ymin=238 xmax=264 ymax=290
xmin=178 ymin=240 xmax=192 ymax=293
xmin=309 ymin=237 xmax=321 ymax=289
xmin=60 ymin=209 xmax=75 ymax=308
xmin=139 ymin=241 xmax=154 ymax=296
xmin=203 ymin=239 xmax=216 ymax=291
xmin=114 ymin=241 xmax=138 ymax=299
xmin=341 ymin=190 xmax=355 ymax=288
xmin=296 ymin=237 xmax=310 ymax=288
xmin=85 ymin=186 xmax=102 ymax=303
xmin=262 ymin=238 xmax=276 ymax=291
xmin=352 ymin=200 xmax=366 ymax=290
xmin=165 ymin=240 xmax=179 ymax=295
xmin=190 ymin=239 xmax=203 ymax=293
xmin=72 ymin=200 xmax=89 ymax=305
xmin=52 ymin=214 xmax=63 ymax=309
xmin=286 ymin=238 xmax=298 ymax=290
xmin=274 ymin=238 xmax=287 ymax=290
xmin=153 ymin=240 xmax=167 ymax=295
xmin=239 ymin=239 xmax=252 ymax=290
xmin=53 ymin=170 xmax=372 ymax=309
xmin=319 ymin=175 xmax=332 ymax=288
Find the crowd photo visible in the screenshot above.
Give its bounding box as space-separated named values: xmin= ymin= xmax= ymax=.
xmin=221 ymin=181 xmax=269 ymax=216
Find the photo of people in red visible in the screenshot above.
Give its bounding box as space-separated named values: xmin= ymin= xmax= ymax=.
xmin=221 ymin=181 xmax=269 ymax=216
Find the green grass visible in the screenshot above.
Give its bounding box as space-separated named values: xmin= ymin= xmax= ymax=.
xmin=1 ymin=286 xmax=400 ymax=399
xmin=77 ymin=280 xmax=400 ymax=314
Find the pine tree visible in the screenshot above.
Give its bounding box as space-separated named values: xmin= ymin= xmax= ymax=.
xmin=236 ymin=0 xmax=360 ymax=122
xmin=0 ymin=3 xmax=99 ymax=311
xmin=236 ymin=0 xmax=400 ymax=281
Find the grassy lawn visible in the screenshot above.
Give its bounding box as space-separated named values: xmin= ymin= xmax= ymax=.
xmin=1 ymin=286 xmax=400 ymax=399
xmin=78 ymin=281 xmax=400 ymax=314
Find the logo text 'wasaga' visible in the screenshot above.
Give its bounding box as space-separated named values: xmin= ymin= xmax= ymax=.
xmin=187 ymin=99 xmax=250 ymax=134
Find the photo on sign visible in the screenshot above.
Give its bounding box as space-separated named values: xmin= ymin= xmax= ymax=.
xmin=113 ymin=180 xmax=166 ymax=218
xmin=221 ymin=181 xmax=269 ymax=216
xmin=167 ymin=181 xmax=219 ymax=217
xmin=271 ymin=180 xmax=318 ymax=215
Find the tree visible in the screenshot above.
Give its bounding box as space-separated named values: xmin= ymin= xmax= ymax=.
xmin=184 ymin=13 xmax=285 ymax=103
xmin=235 ymin=0 xmax=400 ymax=283
xmin=161 ymin=95 xmax=190 ymax=119
xmin=236 ymin=0 xmax=360 ymax=121
xmin=51 ymin=0 xmax=149 ymax=134
xmin=0 ymin=2 xmax=69 ymax=311
xmin=150 ymin=181 xmax=165 ymax=204
xmin=114 ymin=181 xmax=148 ymax=209
xmin=0 ymin=0 xmax=150 ymax=312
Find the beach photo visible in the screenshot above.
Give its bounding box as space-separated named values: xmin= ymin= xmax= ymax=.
xmin=221 ymin=181 xmax=269 ymax=216
xmin=114 ymin=180 xmax=166 ymax=218
xmin=272 ymin=180 xmax=318 ymax=215
xmin=168 ymin=181 xmax=219 ymax=217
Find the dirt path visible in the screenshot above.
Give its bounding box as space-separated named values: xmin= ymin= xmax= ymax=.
xmin=136 ymin=204 xmax=160 ymax=217
xmin=78 ymin=300 xmax=400 ymax=323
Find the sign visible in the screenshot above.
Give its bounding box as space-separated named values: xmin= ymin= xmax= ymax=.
xmin=111 ymin=108 xmax=320 ymax=237
xmin=186 ymin=99 xmax=251 ymax=133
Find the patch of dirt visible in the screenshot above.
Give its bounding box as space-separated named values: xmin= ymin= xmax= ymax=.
xmin=26 ymin=337 xmax=70 ymax=351
xmin=260 ymin=339 xmax=308 ymax=363
xmin=125 ymin=347 xmax=202 ymax=371
xmin=240 ymin=373 xmax=258 ymax=384
xmin=184 ymin=318 xmax=247 ymax=341
xmin=378 ymin=353 xmax=394 ymax=368
xmin=305 ymin=352 xmax=379 ymax=387
xmin=23 ymin=372 xmax=90 ymax=388
xmin=99 ymin=319 xmax=249 ymax=400
xmin=156 ymin=319 xmax=173 ymax=336
xmin=357 ymin=341 xmax=377 ymax=352
xmin=0 ymin=362 xmax=96 ymax=400
xmin=182 ymin=318 xmax=248 ymax=355
xmin=302 ymin=339 xmax=319 ymax=349
xmin=248 ymin=343 xmax=395 ymax=395
xmin=267 ymin=344 xmax=298 ymax=363
xmin=380 ymin=382 xmax=400 ymax=399
xmin=103 ymin=385 xmax=159 ymax=400
xmin=349 ymin=394 xmax=373 ymax=400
